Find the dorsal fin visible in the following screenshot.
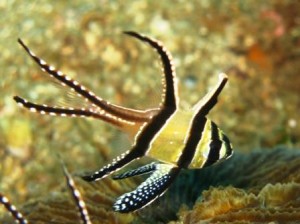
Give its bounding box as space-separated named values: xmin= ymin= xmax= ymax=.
xmin=192 ymin=73 xmax=228 ymax=116
xmin=124 ymin=31 xmax=179 ymax=109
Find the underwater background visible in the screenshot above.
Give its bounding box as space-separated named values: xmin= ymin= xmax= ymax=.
xmin=0 ymin=0 xmax=300 ymax=223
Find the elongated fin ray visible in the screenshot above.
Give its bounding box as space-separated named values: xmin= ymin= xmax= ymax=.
xmin=192 ymin=73 xmax=228 ymax=116
xmin=113 ymin=162 xmax=157 ymax=180
xmin=81 ymin=149 xmax=143 ymax=182
xmin=113 ymin=164 xmax=180 ymax=213
xmin=17 ymin=38 xmax=153 ymax=123
xmin=124 ymin=31 xmax=178 ymax=109
xmin=60 ymin=160 xmax=92 ymax=224
xmin=0 ymin=193 xmax=28 ymax=224
xmin=14 ymin=95 xmax=134 ymax=128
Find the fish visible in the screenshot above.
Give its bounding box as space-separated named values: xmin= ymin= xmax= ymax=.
xmin=14 ymin=31 xmax=233 ymax=213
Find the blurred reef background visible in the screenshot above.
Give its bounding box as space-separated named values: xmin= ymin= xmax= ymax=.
xmin=0 ymin=0 xmax=300 ymax=223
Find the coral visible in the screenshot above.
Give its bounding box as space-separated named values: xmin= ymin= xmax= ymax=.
xmin=22 ymin=179 xmax=136 ymax=224
xmin=1 ymin=176 xmax=139 ymax=224
xmin=168 ymin=148 xmax=300 ymax=224
xmin=175 ymin=183 xmax=300 ymax=223
xmin=1 ymin=148 xmax=300 ymax=223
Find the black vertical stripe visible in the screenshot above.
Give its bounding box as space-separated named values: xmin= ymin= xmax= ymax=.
xmin=82 ymin=104 xmax=177 ymax=182
xmin=221 ymin=133 xmax=233 ymax=158
xmin=203 ymin=121 xmax=222 ymax=167
xmin=131 ymin=107 xmax=175 ymax=156
xmin=177 ymin=117 xmax=207 ymax=168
